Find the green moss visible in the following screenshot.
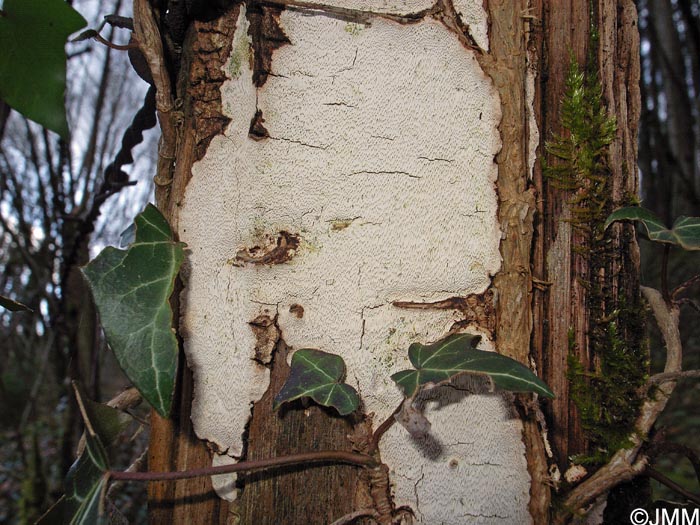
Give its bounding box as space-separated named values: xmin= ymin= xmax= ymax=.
xmin=547 ymin=42 xmax=649 ymax=463
xmin=567 ymin=318 xmax=647 ymax=463
xmin=544 ymin=54 xmax=616 ymax=238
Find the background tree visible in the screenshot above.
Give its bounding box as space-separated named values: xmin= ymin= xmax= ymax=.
xmin=636 ymin=0 xmax=700 ymax=502
xmin=0 ymin=1 xmax=155 ymax=522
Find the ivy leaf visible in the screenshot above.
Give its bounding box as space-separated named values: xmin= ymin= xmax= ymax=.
xmin=604 ymin=207 xmax=700 ymax=250
xmin=83 ymin=399 xmax=133 ymax=449
xmin=0 ymin=0 xmax=86 ymax=138
xmin=274 ymin=349 xmax=360 ymax=416
xmin=669 ymin=216 xmax=700 ymax=250
xmin=0 ymin=294 xmax=31 ymax=312
xmin=391 ymin=333 xmax=555 ymax=398
xmin=83 ymin=204 xmax=185 ymax=417
xmin=73 ymin=382 xmax=133 ymax=452
xmin=73 ymin=383 xmax=111 ymax=470
xmin=61 ymin=384 xmax=112 ymax=525
xmin=63 ymin=455 xmax=109 ymax=525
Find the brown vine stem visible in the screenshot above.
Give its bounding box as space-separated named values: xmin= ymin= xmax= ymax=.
xmin=646 ymin=468 xmax=700 ymax=506
xmin=108 ymin=450 xmax=377 ymax=482
xmin=672 ymin=273 xmax=700 ymax=300
xmin=368 ymin=402 xmax=403 ymax=455
xmin=554 ymin=287 xmax=683 ymax=524
xmin=93 ymin=33 xmax=139 ymax=51
xmin=133 ymin=0 xmax=177 ymax=201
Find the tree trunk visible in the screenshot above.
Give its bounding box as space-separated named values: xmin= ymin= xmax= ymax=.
xmin=148 ymin=1 xmax=642 ymax=523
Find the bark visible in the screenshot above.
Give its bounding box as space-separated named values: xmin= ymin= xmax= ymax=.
xmin=531 ymin=0 xmax=641 ymax=468
xmin=531 ymin=0 xmax=593 ymax=467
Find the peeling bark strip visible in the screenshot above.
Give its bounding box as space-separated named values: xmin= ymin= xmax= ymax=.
xmin=187 ymin=16 xmax=237 ymax=161
xmin=527 ymin=0 xmax=643 ymax=521
xmin=249 ymin=312 xmax=280 ymax=365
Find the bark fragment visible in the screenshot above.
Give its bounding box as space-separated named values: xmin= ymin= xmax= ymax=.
xmin=234 ymin=231 xmax=300 ymax=265
xmin=246 ymin=3 xmax=290 ymax=87
xmin=249 ymin=312 xmax=280 ymax=365
xmin=248 ymin=109 xmax=270 ymax=140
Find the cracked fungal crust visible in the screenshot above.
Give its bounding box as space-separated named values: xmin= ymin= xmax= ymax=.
xmin=178 ymin=1 xmax=531 ymax=523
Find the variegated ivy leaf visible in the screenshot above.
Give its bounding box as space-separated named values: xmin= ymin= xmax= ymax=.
xmin=274 ymin=349 xmax=360 ymax=416
xmin=391 ymin=333 xmax=555 ymax=399
xmin=605 ymin=207 xmax=700 ymax=250
xmin=83 ymin=204 xmax=185 ymax=416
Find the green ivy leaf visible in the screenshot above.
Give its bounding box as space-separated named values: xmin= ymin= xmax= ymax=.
xmin=83 ymin=204 xmax=185 ymax=417
xmin=604 ymin=207 xmax=700 ymax=250
xmin=391 ymin=333 xmax=555 ymax=399
xmin=0 ymin=0 xmax=86 ymax=138
xmin=63 ymin=455 xmax=109 ymax=525
xmin=62 ymin=384 xmax=113 ymax=525
xmin=0 ymin=294 xmax=31 ymax=312
xmin=669 ymin=216 xmax=700 ymax=250
xmin=74 ymin=382 xmax=133 ymax=450
xmin=274 ymin=349 xmax=360 ymax=416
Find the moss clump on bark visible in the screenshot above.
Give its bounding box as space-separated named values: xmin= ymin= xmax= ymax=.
xmin=546 ymin=49 xmax=648 ymax=463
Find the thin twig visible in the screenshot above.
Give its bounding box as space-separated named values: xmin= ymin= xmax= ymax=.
xmin=677 ymin=298 xmax=700 ymax=314
xmin=646 ymin=468 xmax=700 ymax=506
xmin=108 ymin=450 xmax=377 ymax=482
xmin=107 ymin=449 xmax=148 ymax=499
xmin=672 ymin=274 xmax=700 ymax=300
xmin=647 ymin=441 xmax=700 ymax=490
xmin=18 ymin=333 xmax=56 ymax=433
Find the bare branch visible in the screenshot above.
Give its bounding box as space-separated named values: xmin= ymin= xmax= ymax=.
xmin=641 ymin=370 xmax=700 ymax=394
xmin=672 ymin=274 xmax=700 ymax=300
